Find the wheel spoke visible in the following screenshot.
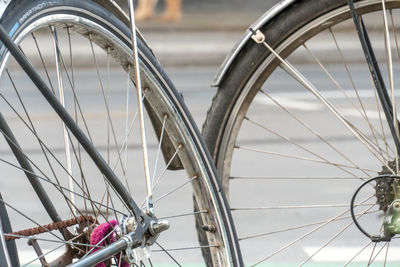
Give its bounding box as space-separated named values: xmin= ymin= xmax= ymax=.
xmin=299 ymin=203 xmax=376 ymax=265
xmin=253 ymin=33 xmax=395 ymax=172
xmin=0 ymin=157 xmax=125 ymax=216
xmin=153 ymin=245 xmax=218 ymax=252
xmin=51 ymin=26 xmax=76 ymax=216
xmin=31 ymin=32 xmax=55 ymax=93
xmin=260 ymin=89 xmax=389 ymax=176
xmin=4 ymin=234 xmax=102 ymax=248
xmin=232 ymin=203 xmax=375 ymax=211
xmin=155 ymin=242 xmax=182 ymax=267
xmin=152 ymin=176 xmax=197 ymax=205
xmin=330 ymin=28 xmax=393 ymax=157
xmin=236 ymin=145 xmax=378 ymax=173
xmin=381 ymin=0 xmax=400 ymax=174
xmin=0 ymin=83 xmax=130 ymax=219
xmin=231 ymin=175 xmax=367 ymax=180
xmin=348 ymin=0 xmax=400 ymax=155
xmin=343 ymin=239 xmax=373 ymax=266
xmin=0 ymin=94 xmax=130 ymax=215
xmin=152 ymin=144 xmax=182 ymax=191
xmin=152 ymin=115 xmax=167 ymax=186
xmin=111 ymin=95 xmax=143 ymax=172
xmin=368 ymin=242 xmax=388 ymax=266
xmin=3 ymin=71 xmax=78 ymax=217
xmin=250 ymin=195 xmax=374 ymax=266
xmin=49 ymin=28 xmax=94 ymax=143
xmin=384 ymin=241 xmax=390 ymax=266
xmin=239 ymin=211 xmax=379 ymax=241
xmin=80 ymin=223 xmax=121 ymax=260
xmin=88 ymin=34 xmax=125 ymax=174
xmin=245 ymin=116 xmax=369 ymax=179
xmin=124 ymin=65 xmax=131 ymax=174
xmin=304 ymin=41 xmax=389 ymax=160
xmin=158 ymin=210 xmax=208 ymax=220
xmin=0 ymin=199 xmax=65 ymax=242
xmin=22 ymin=242 xmax=72 ymax=267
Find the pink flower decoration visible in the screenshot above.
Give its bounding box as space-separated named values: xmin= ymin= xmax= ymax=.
xmin=90 ymin=220 xmax=130 ymax=267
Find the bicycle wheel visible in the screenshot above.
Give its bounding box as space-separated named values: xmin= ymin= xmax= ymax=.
xmin=204 ymin=0 xmax=400 ymax=265
xmin=0 ymin=0 xmax=241 ymax=266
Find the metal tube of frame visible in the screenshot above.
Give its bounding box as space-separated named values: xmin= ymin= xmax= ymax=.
xmin=0 ymin=24 xmax=143 ymax=218
xmin=347 ymin=0 xmax=400 ymax=157
xmin=70 ymin=238 xmax=128 ymax=267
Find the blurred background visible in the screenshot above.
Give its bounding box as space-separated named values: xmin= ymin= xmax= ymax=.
xmin=5 ymin=0 xmax=399 ymax=265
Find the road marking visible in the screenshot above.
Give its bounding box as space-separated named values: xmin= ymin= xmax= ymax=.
xmin=304 ymin=246 xmax=400 ymax=262
xmin=259 ymin=89 xmax=400 ymax=100
xmin=254 ymin=96 xmax=323 ymax=111
xmin=255 ymin=89 xmax=387 ymax=119
xmin=340 ymin=108 xmax=381 ymax=120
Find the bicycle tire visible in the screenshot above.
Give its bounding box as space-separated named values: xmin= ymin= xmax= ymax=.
xmin=0 ymin=0 xmax=241 ymax=266
xmin=204 ymin=0 xmax=400 ymax=265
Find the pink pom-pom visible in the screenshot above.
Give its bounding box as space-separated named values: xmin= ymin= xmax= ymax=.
xmin=90 ymin=220 xmax=129 ymax=267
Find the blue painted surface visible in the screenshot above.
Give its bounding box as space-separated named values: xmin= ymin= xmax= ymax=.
xmin=9 ymin=22 xmax=19 ymax=37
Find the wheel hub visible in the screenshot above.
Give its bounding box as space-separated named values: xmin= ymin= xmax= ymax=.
xmin=117 ymin=215 xmax=170 ymax=264
xmin=383 ymin=200 xmax=400 ymax=236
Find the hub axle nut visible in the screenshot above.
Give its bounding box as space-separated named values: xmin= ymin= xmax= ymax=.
xmin=149 ymin=220 xmax=170 ymax=236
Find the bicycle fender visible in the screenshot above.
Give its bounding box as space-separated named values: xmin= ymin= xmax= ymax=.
xmin=93 ymin=0 xmax=155 ymax=53
xmin=212 ymin=0 xmax=297 ymax=87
